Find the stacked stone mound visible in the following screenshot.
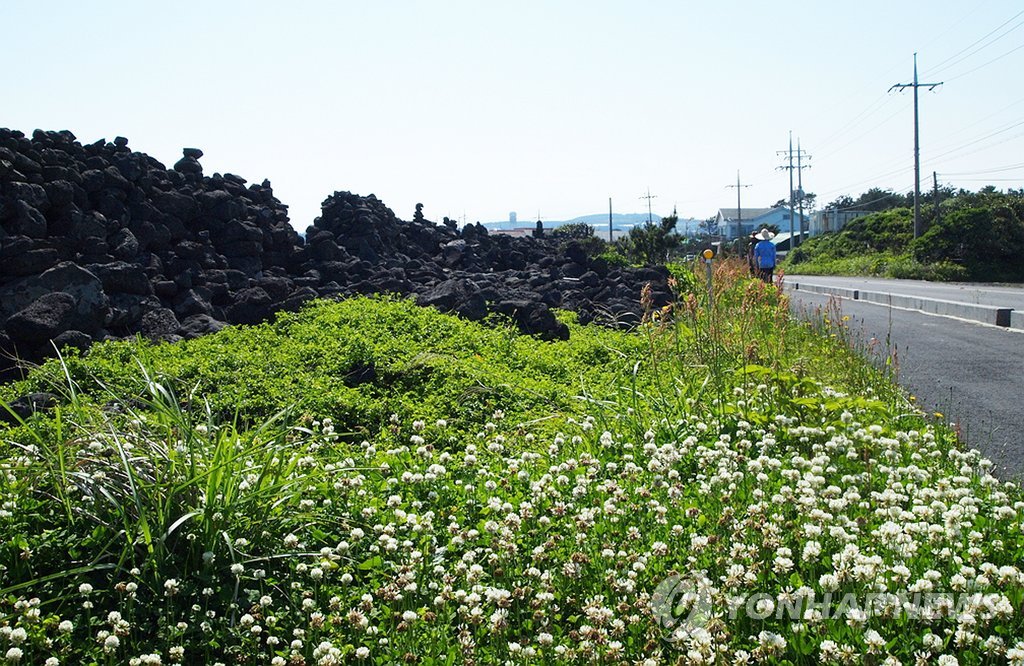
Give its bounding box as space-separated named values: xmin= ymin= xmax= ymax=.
xmin=0 ymin=128 xmax=306 ymax=378
xmin=0 ymin=127 xmax=672 ymax=382
xmin=302 ymin=191 xmax=673 ymax=342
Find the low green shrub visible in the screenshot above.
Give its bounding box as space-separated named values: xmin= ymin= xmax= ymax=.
xmin=2 ymin=296 xmax=649 ymax=440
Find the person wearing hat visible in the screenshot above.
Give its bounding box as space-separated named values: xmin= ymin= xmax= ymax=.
xmin=746 ymin=230 xmax=759 ymax=276
xmin=752 ymin=228 xmax=777 ymax=283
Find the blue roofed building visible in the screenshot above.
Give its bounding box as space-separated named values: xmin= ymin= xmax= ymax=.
xmin=715 ymin=207 xmax=808 ymax=240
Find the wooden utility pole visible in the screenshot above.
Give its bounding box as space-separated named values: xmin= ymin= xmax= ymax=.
xmin=725 ymin=170 xmax=753 ymax=240
xmin=890 ymin=53 xmax=943 ymax=238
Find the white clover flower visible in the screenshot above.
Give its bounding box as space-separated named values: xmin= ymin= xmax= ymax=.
xmin=103 ymin=634 xmax=120 ymax=653
xmin=5 ymin=647 xmax=23 ymax=664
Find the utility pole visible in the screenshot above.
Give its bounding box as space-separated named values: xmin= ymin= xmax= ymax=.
xmin=796 ymin=138 xmax=811 ymax=244
xmin=725 ymin=170 xmax=752 ymax=240
xmin=608 ymin=197 xmax=613 ymax=242
xmin=933 ymin=171 xmax=941 ymax=227
xmin=777 ymin=133 xmax=810 ymax=248
xmin=640 ymin=188 xmax=657 ymax=225
xmin=890 ymin=53 xmax=943 ymax=239
xmin=776 ymin=132 xmax=795 ymax=247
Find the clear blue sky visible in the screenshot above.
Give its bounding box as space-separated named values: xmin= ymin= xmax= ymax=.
xmin=5 ymin=1 xmax=1023 ymax=229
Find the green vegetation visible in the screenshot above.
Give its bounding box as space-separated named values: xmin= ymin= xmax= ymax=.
xmin=548 ymin=222 xmax=608 ymax=260
xmin=913 ymin=192 xmax=1024 ymax=282
xmin=2 ymin=266 xmax=1023 ymax=664
xmin=613 ymin=215 xmax=682 ymax=265
xmin=1 ymin=297 xmax=646 ymax=440
xmin=784 ymin=189 xmax=1024 ymax=282
xmin=546 ymin=216 xmax=689 ymax=268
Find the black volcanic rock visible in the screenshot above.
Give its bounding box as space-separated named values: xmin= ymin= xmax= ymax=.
xmin=1 ymin=127 xmax=672 ymax=377
xmin=5 ymin=292 xmax=81 ymax=341
xmin=0 ymin=392 xmax=59 ymax=424
xmin=416 ymin=278 xmax=487 ymax=321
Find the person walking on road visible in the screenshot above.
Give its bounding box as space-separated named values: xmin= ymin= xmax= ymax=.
xmin=746 ymin=231 xmax=759 ymax=276
xmin=752 ymin=228 xmax=777 ymax=284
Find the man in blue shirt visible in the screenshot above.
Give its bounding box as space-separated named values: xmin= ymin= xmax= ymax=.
xmin=752 ymin=228 xmax=777 ymax=284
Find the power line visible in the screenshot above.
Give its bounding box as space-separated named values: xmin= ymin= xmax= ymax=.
xmin=918 ymin=1 xmax=994 ymax=53
xmin=926 ymin=118 xmax=1024 ymax=161
xmin=928 ymin=94 xmax=1024 ymax=144
xmin=941 ymin=161 xmax=1024 ymax=176
xmin=813 ymin=92 xmax=896 ymax=152
xmin=789 ymin=9 xmax=1023 ymax=212
xmin=923 ymin=9 xmax=1024 ymax=78
xmin=816 ymin=165 xmax=915 ymax=200
xmin=945 ymin=41 xmax=1024 ymax=82
xmin=924 ymin=129 xmax=1024 ymax=173
xmin=814 ymin=98 xmax=912 ymax=161
xmin=823 ymin=107 xmax=1024 ymax=188
xmin=803 ymin=3 xmax=987 ymax=138
xmin=941 ymin=177 xmax=1024 ymax=183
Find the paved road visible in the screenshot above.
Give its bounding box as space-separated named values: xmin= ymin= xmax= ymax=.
xmin=784 ymin=279 xmax=1024 ymax=479
xmin=786 ymin=275 xmax=1024 ymax=309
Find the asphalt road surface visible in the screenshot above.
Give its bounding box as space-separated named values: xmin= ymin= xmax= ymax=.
xmin=785 ymin=275 xmax=1024 ymax=309
xmin=784 ymin=278 xmax=1024 ymax=479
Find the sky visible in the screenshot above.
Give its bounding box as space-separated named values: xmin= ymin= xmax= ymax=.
xmin=5 ymin=1 xmax=1024 ymax=230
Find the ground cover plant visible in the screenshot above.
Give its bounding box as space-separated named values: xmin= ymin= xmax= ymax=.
xmin=1 ymin=262 xmax=1022 ymax=664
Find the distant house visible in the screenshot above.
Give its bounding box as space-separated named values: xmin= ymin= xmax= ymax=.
xmin=715 ymin=207 xmax=808 ymax=239
xmin=809 ymin=209 xmax=872 ymax=237
xmin=490 ymin=227 xmax=536 ymax=238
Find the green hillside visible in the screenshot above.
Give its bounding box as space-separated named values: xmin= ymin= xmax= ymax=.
xmin=784 ymin=189 xmax=1024 ymax=282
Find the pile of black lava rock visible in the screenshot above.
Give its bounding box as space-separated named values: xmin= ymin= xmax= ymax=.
xmin=0 ymin=128 xmax=673 ymax=381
